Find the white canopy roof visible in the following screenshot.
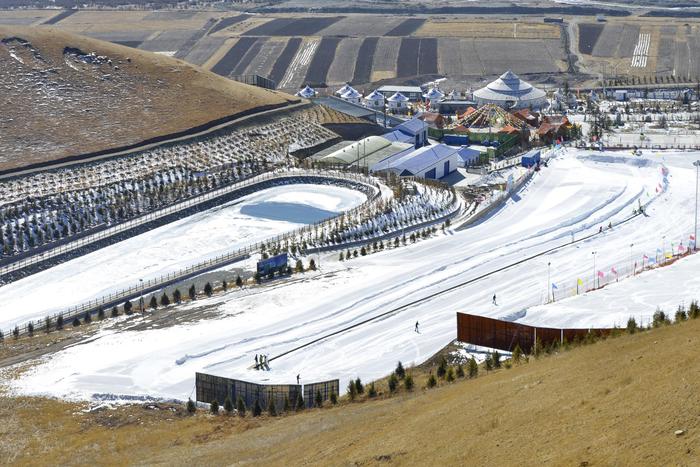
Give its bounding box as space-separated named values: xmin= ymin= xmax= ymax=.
xmin=336 ymin=83 xmax=354 ymax=96
xmin=423 ymin=87 xmax=445 ymax=100
xmin=473 ymin=71 xmax=546 ymax=107
xmin=388 ymin=92 xmax=410 ymax=102
xmin=341 ymin=88 xmax=362 ymax=99
xmin=296 ymin=85 xmax=316 ymax=98
xmin=364 ymin=90 xmax=385 ymax=101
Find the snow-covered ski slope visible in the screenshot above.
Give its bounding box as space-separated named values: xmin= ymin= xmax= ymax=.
xmin=0 ymin=184 xmax=366 ymax=330
xmin=11 ymin=149 xmax=700 ymax=402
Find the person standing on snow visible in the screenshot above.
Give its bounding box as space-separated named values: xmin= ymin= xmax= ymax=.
xmin=492 ymin=293 xmax=497 ymax=306
xmin=296 ymin=374 xmax=300 ymax=385
xmin=415 ymin=321 xmax=419 ymax=333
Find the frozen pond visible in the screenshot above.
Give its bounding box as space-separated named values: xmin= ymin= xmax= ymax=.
xmin=0 ymin=184 xmax=366 ymax=330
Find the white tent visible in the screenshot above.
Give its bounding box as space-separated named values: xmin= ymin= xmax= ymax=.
xmin=363 ymin=89 xmax=385 ymax=109
xmin=296 ymin=85 xmax=317 ymax=99
xmin=340 ymin=87 xmax=363 ymax=104
xmin=473 ymin=71 xmax=547 ymax=110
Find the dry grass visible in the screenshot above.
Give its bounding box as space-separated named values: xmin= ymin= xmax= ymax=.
xmin=1 ymin=315 xmax=699 ymax=465
xmin=0 ymin=26 xmax=297 ymax=171
xmin=370 ymin=70 xmax=396 ymax=82
xmin=416 ymin=20 xmax=560 ymax=39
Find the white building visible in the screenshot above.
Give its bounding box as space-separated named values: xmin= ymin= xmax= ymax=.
xmin=340 ymin=87 xmax=363 ymax=105
xmin=473 ymin=70 xmax=547 ymax=110
xmin=335 ymin=83 xmax=353 ymax=96
xmin=296 ymin=85 xmax=317 ymax=99
xmin=363 ymin=89 xmax=385 ymax=110
xmin=423 ymin=87 xmax=445 ymax=111
xmin=387 ymin=92 xmax=410 ymax=113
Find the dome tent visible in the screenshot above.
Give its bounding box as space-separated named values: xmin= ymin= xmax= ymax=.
xmin=473 ymin=71 xmax=547 ymax=110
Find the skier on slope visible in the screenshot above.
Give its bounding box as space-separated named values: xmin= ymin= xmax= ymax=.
xmin=492 ymin=293 xmax=497 ymax=306
xmin=415 ymin=321 xmax=419 ymax=333
xmin=296 ymin=374 xmax=300 ymax=385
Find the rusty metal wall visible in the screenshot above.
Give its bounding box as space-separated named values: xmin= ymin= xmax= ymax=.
xmin=456 ymin=312 xmax=609 ymax=353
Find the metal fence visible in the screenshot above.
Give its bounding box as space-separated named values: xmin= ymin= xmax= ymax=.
xmin=303 ymin=379 xmax=340 ymax=408
xmin=2 ymin=169 xmax=382 ymax=337
xmin=0 ymin=169 xmax=372 ymax=277
xmin=195 ymin=372 xmax=338 ymax=411
xmin=456 ymin=312 xmax=610 ymax=353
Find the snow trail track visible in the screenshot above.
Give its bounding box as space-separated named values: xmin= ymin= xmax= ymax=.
xmin=10 ymin=149 xmax=700 ymax=401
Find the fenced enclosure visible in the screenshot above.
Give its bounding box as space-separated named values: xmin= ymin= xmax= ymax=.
xmin=303 ymin=379 xmax=340 ymax=408
xmin=1 ymin=170 xmax=381 ymax=338
xmin=456 ymin=312 xmax=610 ymax=353
xmin=195 ymin=372 xmax=339 ymax=411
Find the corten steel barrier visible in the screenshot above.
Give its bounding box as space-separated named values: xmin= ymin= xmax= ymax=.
xmin=303 ymin=379 xmax=340 ymax=408
xmin=195 ymin=372 xmax=338 ymax=411
xmin=456 ymin=312 xmax=610 ymax=353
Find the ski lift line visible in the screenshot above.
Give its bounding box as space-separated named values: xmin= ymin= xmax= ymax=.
xmin=268 ymin=209 xmax=645 ymax=364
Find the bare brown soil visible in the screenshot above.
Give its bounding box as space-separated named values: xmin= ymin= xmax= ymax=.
xmin=1 ymin=314 xmax=699 ymax=465
xmin=0 ymin=26 xmax=297 ymax=171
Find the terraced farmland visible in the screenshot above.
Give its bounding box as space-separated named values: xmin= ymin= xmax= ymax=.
xmin=37 ymin=10 xmax=694 ymax=92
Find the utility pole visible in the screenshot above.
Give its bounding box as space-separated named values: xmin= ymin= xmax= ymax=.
xmin=694 ymin=160 xmax=700 ymax=250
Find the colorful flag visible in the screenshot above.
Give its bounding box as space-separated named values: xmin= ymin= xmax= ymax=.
xmin=597 ymin=270 xmax=605 ymax=278
xmin=577 ymin=278 xmax=583 ymax=286
xmin=648 ymin=257 xmax=656 ymax=264
xmin=642 ymin=254 xmax=649 ymax=260
xmin=665 ymin=252 xmax=673 ymax=259
xmin=691 ymin=234 xmax=696 ymax=241
xmin=611 ymin=267 xmax=618 ymax=275
xmin=551 ymin=283 xmax=558 ymax=290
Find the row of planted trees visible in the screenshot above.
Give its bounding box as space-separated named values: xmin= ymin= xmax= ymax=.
xmin=4 ymin=257 xmax=327 ymax=340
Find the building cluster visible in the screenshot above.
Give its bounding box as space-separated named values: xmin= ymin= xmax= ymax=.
xmin=304 ymin=71 xmax=578 ymax=181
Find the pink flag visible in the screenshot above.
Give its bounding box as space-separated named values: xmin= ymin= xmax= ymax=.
xmin=611 ymin=267 xmax=618 ymax=275
xmin=643 ymin=254 xmax=649 ymax=260
xmin=679 ymin=244 xmax=686 ymax=252
xmin=597 ymin=270 xmax=605 ymax=278
xmin=691 ymin=234 xmax=696 ymax=241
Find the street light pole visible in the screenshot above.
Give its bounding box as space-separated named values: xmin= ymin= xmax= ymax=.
xmin=694 ymin=160 xmax=700 ymax=250
xmin=547 ymin=261 xmax=551 ymax=302
xmin=139 ymin=278 xmax=144 ymax=313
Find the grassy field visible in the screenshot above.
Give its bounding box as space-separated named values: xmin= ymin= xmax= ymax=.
xmin=0 ymin=26 xmax=297 ymax=171
xmin=1 ymin=312 xmax=699 ymax=465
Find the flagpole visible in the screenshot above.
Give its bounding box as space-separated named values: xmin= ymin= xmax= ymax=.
xmin=547 ymin=261 xmax=551 ymax=302
xmin=592 ymin=251 xmax=597 ymax=289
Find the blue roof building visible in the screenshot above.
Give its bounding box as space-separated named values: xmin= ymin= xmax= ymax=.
xmin=457 ymin=147 xmax=483 ymax=166
xmin=383 ymin=117 xmax=428 ymax=149
xmin=371 ymin=144 xmax=463 ymax=179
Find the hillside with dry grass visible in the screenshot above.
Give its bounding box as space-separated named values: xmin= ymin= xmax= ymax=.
xmin=0 ymin=26 xmax=298 ymax=172
xmin=1 ymin=315 xmax=698 ymax=465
